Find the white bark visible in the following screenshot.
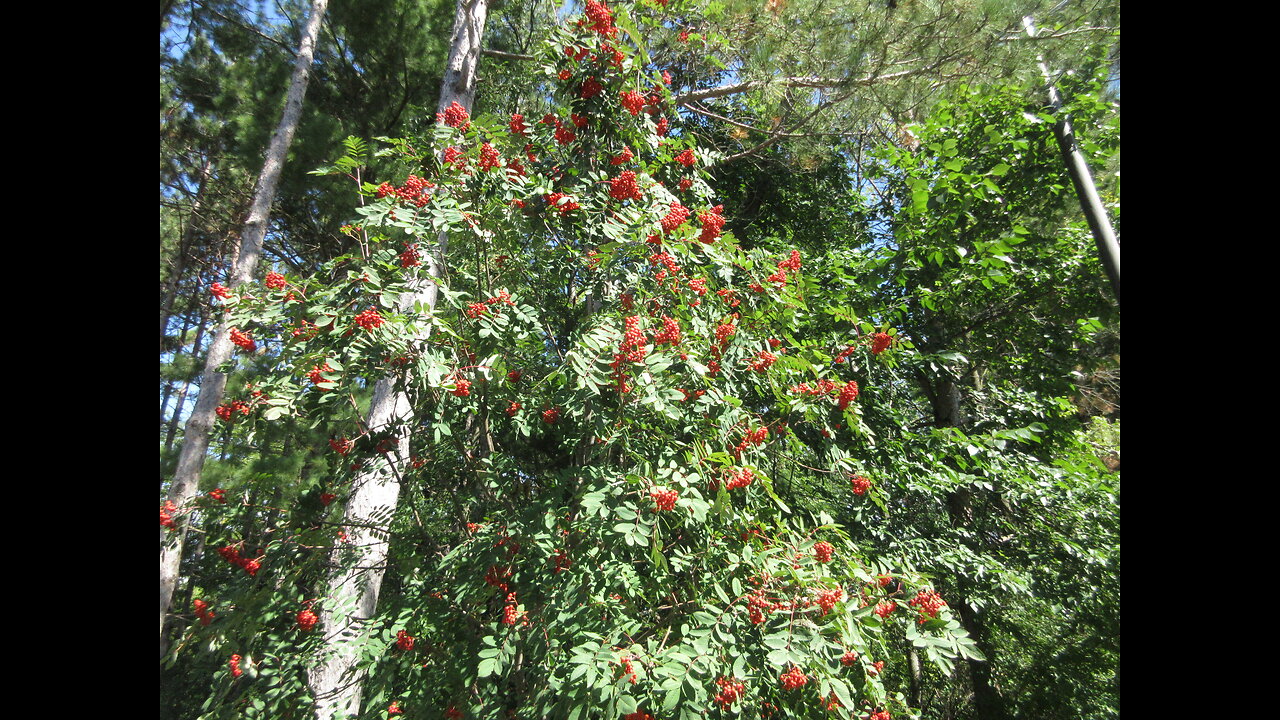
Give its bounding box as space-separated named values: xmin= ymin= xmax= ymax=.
xmin=160 ymin=0 xmax=330 ymax=657
xmin=305 ymin=2 xmax=490 ymax=717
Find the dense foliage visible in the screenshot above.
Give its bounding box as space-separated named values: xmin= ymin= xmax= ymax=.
xmin=161 ymin=2 xmax=1118 ymax=720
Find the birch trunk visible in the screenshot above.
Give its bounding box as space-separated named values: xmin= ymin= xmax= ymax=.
xmin=160 ymin=0 xmax=330 ymax=657
xmin=305 ymin=2 xmax=489 ymax=717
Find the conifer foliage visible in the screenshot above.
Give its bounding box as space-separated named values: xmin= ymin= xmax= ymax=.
xmin=173 ymin=3 xmax=983 ymax=718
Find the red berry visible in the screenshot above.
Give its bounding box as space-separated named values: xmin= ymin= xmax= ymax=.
xmin=396 ymin=630 xmax=415 ymax=651
xmin=814 ymin=541 xmax=834 ymax=563
xmin=650 ymin=486 xmax=678 ymax=511
xmin=780 ymin=666 xmax=808 ymax=690
xmin=297 ymin=608 xmax=319 ymax=632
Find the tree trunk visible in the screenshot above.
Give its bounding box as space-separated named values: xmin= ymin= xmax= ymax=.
xmin=161 ymin=155 xmax=213 ymax=352
xmin=924 ymin=376 xmax=1009 ymax=720
xmin=305 ymin=2 xmax=489 ymax=717
xmin=161 ymin=0 xmax=331 ymax=658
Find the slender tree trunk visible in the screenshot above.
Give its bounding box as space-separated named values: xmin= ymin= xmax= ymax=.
xmin=161 ymin=0 xmax=331 ymax=658
xmin=924 ymin=377 xmax=1009 ymax=720
xmin=164 ymin=311 xmax=206 ymax=455
xmin=161 ymin=155 xmax=213 ymax=352
xmin=305 ymin=2 xmax=490 ymax=717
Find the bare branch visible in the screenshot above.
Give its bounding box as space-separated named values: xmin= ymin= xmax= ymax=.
xmin=482 ymin=48 xmax=535 ymax=62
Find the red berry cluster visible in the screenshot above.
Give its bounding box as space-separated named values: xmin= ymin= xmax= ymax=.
xmin=620 ymin=90 xmax=645 ymax=116
xmin=874 ymin=600 xmax=897 ymax=619
xmin=229 ymin=654 xmax=243 ymax=678
xmin=749 ymin=350 xmax=778 ymax=372
xmin=308 ymin=362 xmax=334 ymax=389
xmin=714 ymin=322 xmax=737 ymax=347
xmin=650 ymin=486 xmax=679 ymax=511
xmin=582 ymin=0 xmax=618 ymax=37
xmin=329 ymin=437 xmax=353 ymax=455
xmin=615 ymin=652 xmax=639 ymax=684
xmin=870 ymin=332 xmax=893 ymax=354
xmin=443 ymin=146 xmax=465 ymax=166
xmin=445 ymin=707 xmax=463 ymax=720
xmin=790 ymin=378 xmax=837 ymax=396
xmin=837 ymin=381 xmax=859 ymax=410
xmin=550 ymin=548 xmax=573 ymax=574
xmin=611 ymin=146 xmax=633 ymax=165
xmin=908 ymin=589 xmax=947 ymax=622
xmin=208 ymin=488 xmax=227 ymax=504
xmin=867 ymin=710 xmax=891 ymax=720
xmin=850 ymin=474 xmax=872 ymax=495
xmin=230 ymin=328 xmax=256 ymax=352
xmin=216 ymin=400 xmax=251 ymax=422
xmin=542 ymin=408 xmax=560 ymax=424
xmin=841 ymin=650 xmax=858 ymax=666
xmin=815 ymin=587 xmax=844 ymax=614
xmin=674 ymin=148 xmax=696 ymax=167
xmin=696 ymin=204 xmax=727 ymax=243
xmin=747 ymin=589 xmax=780 ymax=624
xmin=478 ymin=142 xmax=501 ymax=171
xmin=714 ymin=676 xmax=746 ymax=708
xmin=732 ymin=425 xmax=770 ymax=458
xmin=554 ymin=119 xmax=579 ymax=144
xmin=354 ymin=308 xmax=385 ymax=331
xmin=193 ymin=599 xmax=215 ymax=626
xmin=659 ymin=202 xmax=690 ymax=234
xmin=217 ymin=544 xmax=261 ymax=576
xmin=211 ymin=282 xmax=232 ymax=300
xmin=725 ymin=467 xmax=754 ymax=491
xmin=648 ymin=250 xmax=680 ymax=280
xmin=510 ymin=113 xmax=529 ymax=136
xmin=452 ymin=376 xmax=472 ymax=397
xmin=766 ymin=249 xmax=803 ymax=284
xmin=387 ymin=701 xmax=404 ymax=716
xmin=395 ymin=630 xmax=415 ymax=651
xmin=506 ymin=401 xmax=521 ymax=417
xmin=501 ymin=591 xmax=528 ymax=626
xmin=297 ymin=607 xmax=319 ymax=632
xmin=780 ymin=666 xmax=808 ymax=690
xmin=868 ymin=660 xmax=885 ymax=677
xmin=656 ymin=116 xmax=670 ymax=136
xmin=485 ymin=564 xmax=512 ymax=593
xmin=579 ymin=76 xmax=604 ymax=100
xmin=814 ymin=541 xmax=834 ymax=563
xmin=320 ymin=493 xmax=336 ymax=506
xmin=544 ymin=192 xmax=580 ymax=214
xmin=623 ymin=712 xmax=653 ymax=720
xmin=609 ymin=170 xmax=642 ymax=201
xmin=437 ymin=100 xmax=471 ymax=130
xmin=677 ymin=387 xmax=705 ymax=402
xmin=652 ymin=315 xmax=681 ymax=346
xmin=265 ymin=272 xmax=287 ymax=290
xmin=399 ymin=242 xmax=421 ymax=268
xmin=376 ymin=174 xmax=436 ymax=207
xmin=834 ymin=345 xmax=858 ymax=363
xmin=160 ymin=500 xmax=178 ymax=528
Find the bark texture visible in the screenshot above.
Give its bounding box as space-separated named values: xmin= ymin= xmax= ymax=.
xmin=305 ymin=2 xmax=489 ymax=717
xmin=160 ymin=0 xmax=330 ymax=657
